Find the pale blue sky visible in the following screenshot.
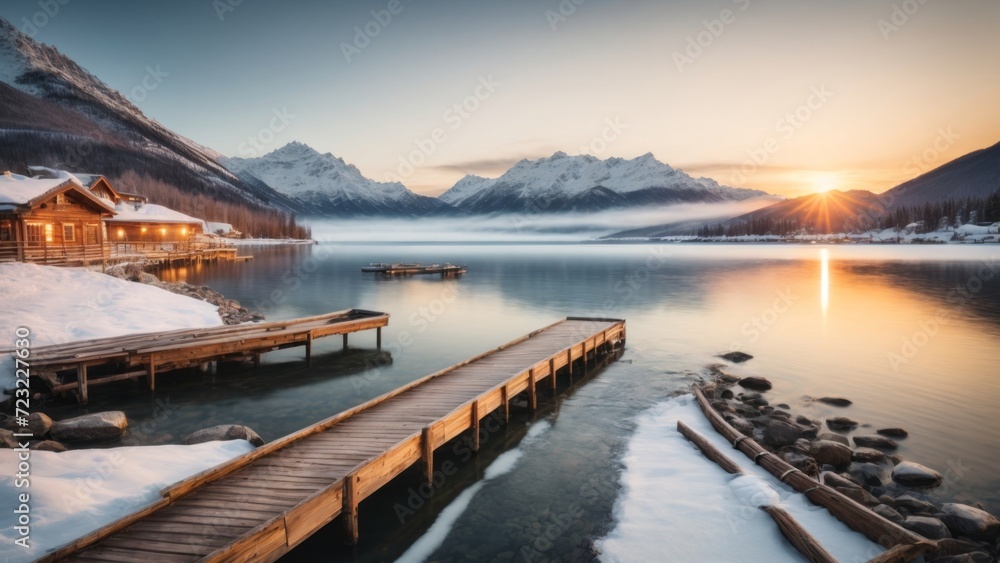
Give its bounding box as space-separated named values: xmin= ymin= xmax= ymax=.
xmin=3 ymin=0 xmax=999 ymax=196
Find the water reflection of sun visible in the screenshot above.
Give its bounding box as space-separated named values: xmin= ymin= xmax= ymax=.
xmin=821 ymin=248 xmax=830 ymax=316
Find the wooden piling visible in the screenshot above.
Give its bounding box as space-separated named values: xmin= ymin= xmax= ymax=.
xmin=343 ymin=474 xmax=359 ymax=545
xmin=421 ymin=426 xmax=434 ymax=486
xmin=528 ymin=368 xmax=537 ymax=411
xmin=76 ymin=362 xmax=88 ymax=404
xmin=471 ymin=401 xmax=480 ymax=452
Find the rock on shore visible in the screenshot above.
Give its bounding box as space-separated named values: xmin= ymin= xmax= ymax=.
xmin=701 ymin=358 xmax=1000 ymax=560
xmin=106 ymin=264 xmax=264 ymax=325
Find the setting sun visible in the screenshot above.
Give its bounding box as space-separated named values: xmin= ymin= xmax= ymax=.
xmin=813 ymin=172 xmax=839 ymax=193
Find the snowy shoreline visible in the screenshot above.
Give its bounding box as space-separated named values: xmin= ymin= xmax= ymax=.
xmin=597 ymin=395 xmax=885 ymax=562
xmin=601 ymin=222 xmax=1000 ymax=244
xmin=0 ymin=263 xmax=261 ymax=560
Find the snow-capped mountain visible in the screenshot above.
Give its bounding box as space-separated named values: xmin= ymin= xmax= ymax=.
xmin=439 ymin=152 xmax=772 ymax=214
xmin=221 ymin=142 xmax=457 ymax=217
xmin=0 ymin=16 xmax=305 ymax=215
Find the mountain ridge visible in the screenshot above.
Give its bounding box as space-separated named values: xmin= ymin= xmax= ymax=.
xmin=439 ymin=151 xmax=773 ymax=214
xmin=221 ymin=142 xmax=459 ymax=217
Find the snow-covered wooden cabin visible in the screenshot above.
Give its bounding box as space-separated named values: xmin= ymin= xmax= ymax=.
xmin=28 ymin=167 xmax=205 ymax=247
xmin=0 ymin=170 xmax=115 ymax=265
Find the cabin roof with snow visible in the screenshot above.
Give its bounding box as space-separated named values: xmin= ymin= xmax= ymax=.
xmin=27 ymin=166 xmax=130 ymax=206
xmin=0 ymin=171 xmax=117 ymax=214
xmin=105 ymin=203 xmax=206 ymax=227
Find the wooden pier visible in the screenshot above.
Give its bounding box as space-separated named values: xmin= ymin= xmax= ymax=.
xmin=28 ymin=309 xmax=389 ymax=404
xmin=42 ymin=317 xmax=625 ymax=562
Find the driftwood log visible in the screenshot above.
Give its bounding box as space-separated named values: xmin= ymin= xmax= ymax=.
xmin=691 ymin=385 xmax=937 ymax=562
xmin=677 ymin=420 xmax=837 ymax=563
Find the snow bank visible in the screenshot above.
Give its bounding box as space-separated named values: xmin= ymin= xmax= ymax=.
xmin=0 ymin=440 xmax=255 ymax=561
xmin=0 ymin=263 xmax=224 ymax=392
xmin=597 ymin=395 xmax=885 ymax=562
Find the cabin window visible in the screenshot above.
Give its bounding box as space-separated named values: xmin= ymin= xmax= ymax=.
xmin=55 ymin=193 xmax=66 ymax=205
xmin=63 ymin=223 xmax=76 ymax=242
xmin=0 ymin=220 xmax=11 ymax=242
xmin=26 ymin=223 xmax=43 ymax=246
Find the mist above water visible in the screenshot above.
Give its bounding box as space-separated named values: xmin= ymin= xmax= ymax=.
xmin=304 ymin=199 xmax=773 ymax=242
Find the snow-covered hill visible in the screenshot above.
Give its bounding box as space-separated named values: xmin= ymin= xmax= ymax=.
xmin=439 ymin=152 xmax=772 ymax=214
xmin=0 ymin=16 xmax=305 ymax=215
xmin=222 ymin=142 xmax=458 ymax=217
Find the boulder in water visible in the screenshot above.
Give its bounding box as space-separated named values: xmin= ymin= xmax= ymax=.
xmin=720 ymin=351 xmax=753 ymax=363
xmin=826 ymin=417 xmax=859 ymax=431
xmin=938 ymin=503 xmax=1000 ymax=540
xmin=902 ymin=515 xmax=952 ymax=540
xmin=892 ymin=461 xmax=943 ymax=488
xmin=810 ymin=440 xmax=853 ymax=469
xmin=817 ymin=397 xmax=852 ymax=407
xmin=738 ymin=377 xmax=771 ymax=391
xmin=853 ymin=434 xmax=898 ymax=450
xmin=876 ymin=427 xmax=909 ymax=438
xmin=50 ymin=412 xmax=127 ymax=443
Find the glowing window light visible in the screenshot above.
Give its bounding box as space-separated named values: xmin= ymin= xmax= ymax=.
xmin=141 ymin=227 xmax=147 ymax=233
xmin=160 ymin=228 xmax=167 ymax=236
xmin=117 ymin=228 xmax=125 ymax=239
xmin=181 ymin=227 xmax=188 ymax=236
xmin=44 ymin=224 xmax=53 ymax=243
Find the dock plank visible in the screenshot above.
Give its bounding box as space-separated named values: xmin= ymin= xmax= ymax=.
xmin=52 ymin=317 xmax=625 ymax=562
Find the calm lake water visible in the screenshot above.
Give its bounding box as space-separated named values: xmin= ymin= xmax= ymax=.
xmin=47 ymin=243 xmax=1000 ymax=561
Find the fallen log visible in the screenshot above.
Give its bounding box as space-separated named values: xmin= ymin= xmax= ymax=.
xmin=677 ymin=420 xmax=837 ymax=563
xmin=691 ymin=384 xmax=935 ymax=561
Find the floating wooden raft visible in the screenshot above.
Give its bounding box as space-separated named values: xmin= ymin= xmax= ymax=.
xmin=361 ymin=262 xmax=467 ymax=276
xmin=691 ymin=384 xmax=936 ymax=562
xmin=41 ymin=317 xmax=625 ymax=562
xmin=25 ymin=309 xmax=389 ymax=404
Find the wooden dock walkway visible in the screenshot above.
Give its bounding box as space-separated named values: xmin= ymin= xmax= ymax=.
xmin=42 ymin=317 xmax=625 ymax=562
xmin=28 ymin=309 xmax=389 ymax=404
